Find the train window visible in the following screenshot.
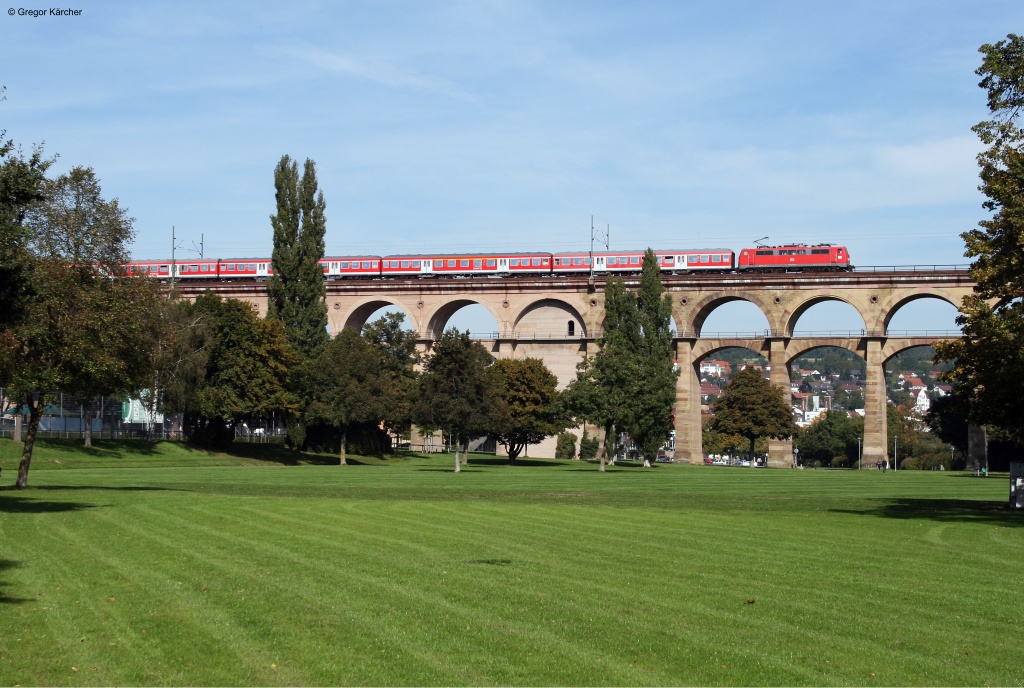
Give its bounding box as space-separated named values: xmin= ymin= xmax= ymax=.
xmin=573 ymin=258 xmax=582 ymax=266
xmin=510 ymin=259 xmax=520 ymax=267
xmin=554 ymin=258 xmax=561 ymax=266
xmin=584 ymin=257 xmax=591 ymax=265
xmin=372 ymin=261 xmax=378 ymax=268
xmin=340 ymin=262 xmax=349 ymax=269
xmin=473 ymin=260 xmax=482 ymax=268
xmin=248 ymin=264 xmax=255 ymax=271
xmin=543 ymin=259 xmax=549 ymax=264
xmin=191 ymin=265 xmax=199 ymax=272
xmin=811 ymin=248 xmax=828 ymax=255
xmin=159 ymin=266 xmax=168 ymax=273
xmin=201 ymin=265 xmax=209 ymax=272
xmin=756 ymin=250 xmax=772 ymax=256
xmin=226 ymin=263 xmax=235 ymax=271
xmin=607 ymin=257 xmax=616 ymax=265
xmin=630 ymin=256 xmax=640 ymax=265
xmin=360 ymin=261 xmax=369 ymax=269
xmin=486 ymin=259 xmax=495 ymax=267
xmin=700 ymin=255 xmax=709 ymax=263
xmin=402 ymin=261 xmax=410 ymax=268
xmin=413 ymin=261 xmax=421 ymax=268
xmin=532 ymin=258 xmax=542 ymax=266
xmin=322 ymin=264 xmax=329 ymax=272
xmin=688 ymin=255 xmax=698 ymax=264
xmin=458 ymin=260 xmax=468 ymax=268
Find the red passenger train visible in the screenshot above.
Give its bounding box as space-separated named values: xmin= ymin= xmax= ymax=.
xmin=128 ymin=243 xmax=851 ymax=280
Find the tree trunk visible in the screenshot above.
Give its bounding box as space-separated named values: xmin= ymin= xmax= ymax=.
xmin=461 ymin=440 xmax=469 ymax=465
xmin=83 ymin=398 xmax=94 ymax=448
xmin=339 ymin=429 xmax=347 ymax=465
xmin=507 ymin=443 xmax=521 ymax=464
xmin=454 ymin=442 xmax=461 ymax=473
xmin=13 ymin=412 xmax=22 ymax=444
xmin=600 ymin=421 xmax=615 ymax=472
xmin=643 ymin=457 xmax=652 ymax=468
xmin=15 ymin=397 xmax=44 ymax=489
xmin=749 ymin=436 xmax=755 ymax=464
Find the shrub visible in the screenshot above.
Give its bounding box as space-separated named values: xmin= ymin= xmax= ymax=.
xmin=555 ymin=432 xmax=577 ymax=459
xmin=579 ymin=430 xmax=600 ymax=460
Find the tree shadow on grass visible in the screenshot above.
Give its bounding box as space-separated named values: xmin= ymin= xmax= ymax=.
xmin=0 ymin=493 xmax=99 ymax=514
xmin=28 ymin=485 xmax=178 ymax=493
xmin=468 ymin=457 xmax=564 ymax=467
xmin=0 ymin=560 xmax=29 ymax=604
xmin=832 ymin=498 xmax=1023 ymax=527
xmin=30 ymin=438 xmax=162 ymax=458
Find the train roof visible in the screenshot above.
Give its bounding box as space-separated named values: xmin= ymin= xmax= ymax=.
xmin=382 ymin=252 xmax=550 ymax=258
xmin=552 ymin=248 xmax=733 ymax=255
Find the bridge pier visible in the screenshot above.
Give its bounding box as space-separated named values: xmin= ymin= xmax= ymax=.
xmin=674 ymin=339 xmax=702 ymax=464
xmin=768 ymin=337 xmax=794 ymax=468
xmin=862 ymin=337 xmax=889 ymax=467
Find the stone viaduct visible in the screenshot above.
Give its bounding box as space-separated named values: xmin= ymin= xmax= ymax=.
xmin=176 ymin=268 xmax=974 ymax=465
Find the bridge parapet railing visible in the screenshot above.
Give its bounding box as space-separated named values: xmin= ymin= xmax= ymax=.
xmin=417 ymin=329 xmax=965 ymax=342
xmin=853 ymin=264 xmax=970 ymax=273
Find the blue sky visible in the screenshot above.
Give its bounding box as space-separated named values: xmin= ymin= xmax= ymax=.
xmin=4 ymin=1 xmax=1022 ymax=333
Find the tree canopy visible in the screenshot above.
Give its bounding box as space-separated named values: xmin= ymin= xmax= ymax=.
xmin=266 ymin=155 xmax=328 ymax=360
xmin=708 ymin=366 xmax=795 ymax=462
xmin=166 ymin=292 xmax=300 ymax=448
xmin=413 ymin=329 xmax=498 ymax=472
xmin=4 ymin=167 xmax=160 ymax=485
xmin=935 ymin=33 xmax=1024 ymax=442
xmin=564 ymin=250 xmax=678 ymax=469
xmin=306 ymin=327 xmax=404 ymax=464
xmin=490 ymin=357 xmax=567 ymax=463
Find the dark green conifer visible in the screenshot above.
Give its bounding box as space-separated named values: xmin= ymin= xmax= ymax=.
xmin=267 ymin=155 xmax=328 ymax=359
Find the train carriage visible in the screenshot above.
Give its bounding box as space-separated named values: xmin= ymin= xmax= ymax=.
xmin=554 ymin=249 xmax=734 ymax=273
xmin=383 ymin=252 xmax=552 ymax=276
xmin=323 ymin=256 xmax=383 ymax=278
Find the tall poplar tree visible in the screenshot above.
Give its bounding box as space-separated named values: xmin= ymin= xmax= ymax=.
xmin=564 ymin=250 xmax=678 ymax=469
xmin=935 ymin=34 xmax=1024 ymax=442
xmin=627 ymin=249 xmax=680 ymax=467
xmin=267 ymin=155 xmax=328 ymax=359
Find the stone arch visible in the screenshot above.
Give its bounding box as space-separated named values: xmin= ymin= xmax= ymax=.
xmin=785 ymin=295 xmax=866 ymax=338
xmin=784 ymin=339 xmax=863 ymax=366
xmin=425 ymin=298 xmax=504 ymax=340
xmin=878 ymin=290 xmax=964 ymax=334
xmin=341 ymin=297 xmax=419 ymax=333
xmin=512 ymin=298 xmax=588 ymax=338
xmin=686 ymin=294 xmax=776 ymax=337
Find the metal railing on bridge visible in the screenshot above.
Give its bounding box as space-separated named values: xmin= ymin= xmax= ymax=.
xmin=443 ymin=329 xmax=965 ymax=341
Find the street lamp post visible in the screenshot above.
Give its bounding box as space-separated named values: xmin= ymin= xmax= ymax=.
xmin=793 ymin=447 xmax=799 ymax=468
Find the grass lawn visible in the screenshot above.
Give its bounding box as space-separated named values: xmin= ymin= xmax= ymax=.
xmin=0 ymin=438 xmax=1021 ymax=686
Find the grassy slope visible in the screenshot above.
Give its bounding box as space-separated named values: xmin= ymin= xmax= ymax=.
xmin=0 ymin=439 xmax=1021 ymax=686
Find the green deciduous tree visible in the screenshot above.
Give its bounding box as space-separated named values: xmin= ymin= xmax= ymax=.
xmin=361 ymin=312 xmax=420 ymax=440
xmin=795 ymin=410 xmax=864 ymax=468
xmin=490 ymin=357 xmax=567 ymax=463
xmin=935 ymin=34 xmax=1024 ymax=442
xmin=166 ymin=292 xmax=300 ymax=448
xmin=413 ymin=329 xmax=498 ymax=472
xmin=709 ymin=366 xmax=795 ymax=463
xmin=267 ymin=155 xmax=328 ymax=360
xmin=6 ymin=167 xmax=162 ymax=487
xmin=0 ymin=127 xmax=51 ymax=333
xmin=306 ymin=327 xmax=404 ymax=464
